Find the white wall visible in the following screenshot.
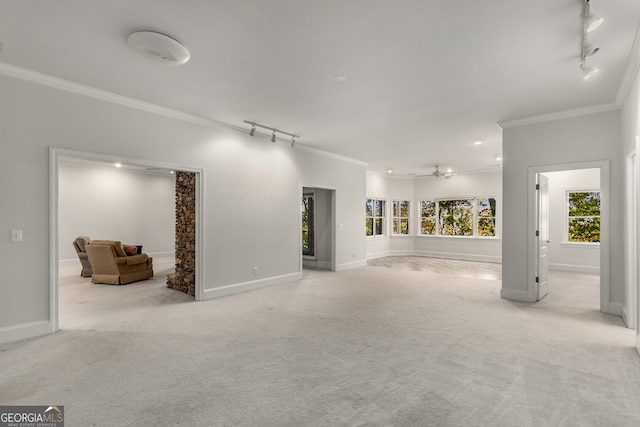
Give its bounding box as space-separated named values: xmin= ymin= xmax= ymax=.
xmin=0 ymin=72 xmax=366 ymax=343
xmin=365 ymin=170 xmax=502 ymax=262
xmin=620 ymin=48 xmax=640 ymax=341
xmin=501 ymin=109 xmax=623 ymax=314
xmin=544 ymin=169 xmax=600 ymax=273
xmin=59 ymin=162 xmax=175 ymax=260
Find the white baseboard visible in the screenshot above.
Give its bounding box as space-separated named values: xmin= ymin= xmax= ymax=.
xmin=500 ymin=287 xmax=535 ymax=303
xmin=365 ymin=250 xmax=501 ymax=264
xmin=389 ymin=250 xmax=416 ymax=257
xmin=59 ymin=258 xmax=79 ymax=266
xmin=365 ymin=251 xmax=390 ymax=260
xmin=413 ymin=250 xmax=501 ymax=264
xmin=607 ymin=302 xmax=623 ymax=317
xmin=549 ymin=263 xmax=599 ymax=274
xmin=636 ymin=335 xmax=640 ymax=357
xmin=302 ymin=259 xmax=332 ymax=270
xmin=622 ymin=304 xmax=633 ymax=329
xmin=202 ymin=272 xmax=301 ymax=300
xmin=0 ymin=321 xmax=53 ymax=345
xmin=336 ymin=259 xmax=368 ymax=271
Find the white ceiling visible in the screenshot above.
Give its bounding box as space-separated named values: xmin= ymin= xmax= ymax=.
xmin=2 ymin=0 xmax=639 ymax=176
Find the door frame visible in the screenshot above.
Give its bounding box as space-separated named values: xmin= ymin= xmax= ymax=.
xmin=300 ymin=183 xmax=337 ymax=272
xmin=49 ymin=147 xmax=205 ymax=333
xmin=527 ymin=160 xmax=609 ymax=313
xmin=625 ymin=141 xmax=638 ymax=330
xmin=535 ymin=173 xmax=550 ymax=301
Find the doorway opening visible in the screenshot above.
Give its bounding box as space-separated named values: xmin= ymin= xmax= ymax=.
xmin=50 ymin=147 xmax=204 ymax=333
xmin=529 ymin=162 xmax=608 ymax=313
xmin=301 ymin=186 xmax=336 ymax=271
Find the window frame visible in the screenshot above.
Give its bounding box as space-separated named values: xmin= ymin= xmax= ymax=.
xmin=418 ymin=196 xmax=498 ymax=239
xmin=565 ymin=189 xmax=600 ymax=245
xmin=392 ymin=200 xmax=411 ymax=236
xmin=366 ymin=197 xmax=387 ymax=237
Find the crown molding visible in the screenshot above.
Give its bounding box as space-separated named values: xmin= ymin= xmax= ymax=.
xmin=295 ymin=144 xmax=368 ymax=167
xmin=616 ymin=19 xmax=640 ymax=106
xmin=0 ymin=61 xmax=236 ymax=132
xmin=497 ymin=102 xmax=619 ymax=129
xmin=0 ymin=61 xmax=367 ymax=167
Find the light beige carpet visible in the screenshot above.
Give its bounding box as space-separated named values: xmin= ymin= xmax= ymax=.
xmin=0 ymin=257 xmax=638 ymax=426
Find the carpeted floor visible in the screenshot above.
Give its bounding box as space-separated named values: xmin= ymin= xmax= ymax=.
xmin=1 ymin=257 xmax=638 ymax=426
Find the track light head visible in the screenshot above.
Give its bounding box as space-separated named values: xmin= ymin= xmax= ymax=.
xmin=291 ymin=136 xmax=296 ymax=147
xmin=581 ymin=63 xmax=598 ymax=79
xmin=271 ymin=131 xmax=276 ymax=143
xmin=249 ymin=125 xmax=255 ymax=137
xmin=583 ymin=0 xmax=603 ymax=33
xmin=582 ymin=41 xmax=599 ymax=58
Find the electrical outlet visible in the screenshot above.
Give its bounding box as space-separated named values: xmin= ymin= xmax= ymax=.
xmin=11 ymin=229 xmax=23 ymax=242
xmin=253 ymin=267 xmax=258 ymax=276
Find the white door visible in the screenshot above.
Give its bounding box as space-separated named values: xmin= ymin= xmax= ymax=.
xmin=536 ymin=174 xmax=550 ymax=300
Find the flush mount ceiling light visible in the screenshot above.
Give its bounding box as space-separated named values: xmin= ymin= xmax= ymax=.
xmin=583 ymin=0 xmax=604 ymax=33
xmin=128 ymin=31 xmax=190 ymax=65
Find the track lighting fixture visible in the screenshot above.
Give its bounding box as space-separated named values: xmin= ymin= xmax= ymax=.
xmin=582 ymin=0 xmax=603 ymax=33
xmin=582 ymin=40 xmax=599 ymax=58
xmin=581 ymin=63 xmax=598 ymax=80
xmin=579 ymin=0 xmax=602 ymax=80
xmin=243 ymin=120 xmax=300 ymax=147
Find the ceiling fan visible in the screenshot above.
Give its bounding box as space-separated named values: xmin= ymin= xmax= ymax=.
xmin=417 ymin=165 xmax=457 ymax=179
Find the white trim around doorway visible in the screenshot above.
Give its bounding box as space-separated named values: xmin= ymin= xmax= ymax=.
xmin=49 ymin=147 xmax=205 ymax=335
xmin=527 ymin=160 xmax=611 ymax=314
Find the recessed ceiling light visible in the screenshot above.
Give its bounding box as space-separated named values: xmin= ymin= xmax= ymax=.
xmin=474 ymin=140 xmax=483 ymax=146
xmin=496 ymin=156 xmax=503 ymax=162
xmin=128 ymin=31 xmax=190 ymax=66
xmin=387 ymin=169 xmax=393 ymax=174
xmin=114 ymin=163 xmax=122 ymax=168
xmin=446 ymin=168 xmax=453 ymax=173
xmin=334 ymin=75 xmax=347 ymax=82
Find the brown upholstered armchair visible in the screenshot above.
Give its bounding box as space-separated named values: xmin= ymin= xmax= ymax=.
xmin=73 ymin=236 xmax=93 ymax=277
xmin=85 ymin=240 xmax=153 ymax=285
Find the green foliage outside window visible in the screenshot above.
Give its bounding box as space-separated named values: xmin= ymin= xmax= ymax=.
xmin=420 ymin=197 xmax=497 ymax=237
xmin=477 ymin=197 xmax=497 ymax=237
xmin=420 ymin=200 xmax=436 ymax=235
xmin=302 ymin=195 xmax=314 ymax=256
xmin=366 ymin=198 xmax=385 ymax=236
xmin=567 ymin=191 xmax=600 ymax=243
xmin=438 ymin=199 xmax=474 ymax=236
xmin=393 ymin=200 xmax=410 ymax=235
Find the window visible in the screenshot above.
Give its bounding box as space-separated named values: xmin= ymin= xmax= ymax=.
xmin=438 ymin=199 xmax=474 ymax=236
xmin=419 ymin=197 xmax=497 ymax=238
xmin=477 ymin=197 xmax=497 ymax=237
xmin=392 ymin=200 xmax=410 ymax=235
xmin=420 ymin=200 xmax=436 ymax=235
xmin=567 ymin=191 xmax=600 ymax=243
xmin=366 ymin=198 xmax=386 ymax=236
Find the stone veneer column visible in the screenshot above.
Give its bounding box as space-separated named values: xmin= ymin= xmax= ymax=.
xmin=169 ymin=171 xmax=196 ymax=296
